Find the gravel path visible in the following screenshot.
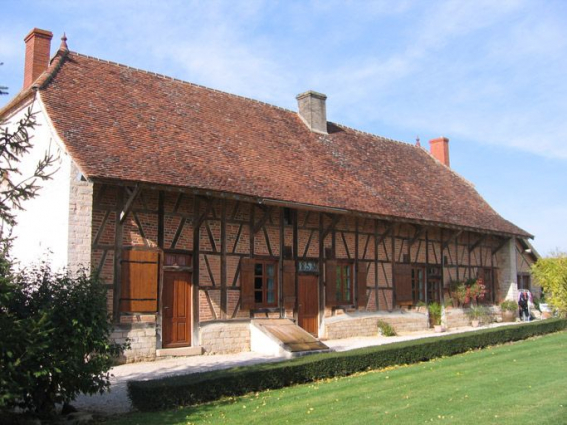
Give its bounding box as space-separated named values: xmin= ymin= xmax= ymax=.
xmin=73 ymin=322 xmax=519 ymax=416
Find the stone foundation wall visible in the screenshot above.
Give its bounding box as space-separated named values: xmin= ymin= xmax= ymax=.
xmin=444 ymin=308 xmax=471 ymax=328
xmin=111 ymin=323 xmax=156 ymax=364
xmin=324 ymin=313 xmax=429 ymax=340
xmin=200 ymin=322 xmax=251 ymax=354
xmin=445 ymin=307 xmax=500 ymax=329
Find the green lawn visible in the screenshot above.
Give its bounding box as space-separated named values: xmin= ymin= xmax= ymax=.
xmin=106 ymin=331 xmax=567 ymax=425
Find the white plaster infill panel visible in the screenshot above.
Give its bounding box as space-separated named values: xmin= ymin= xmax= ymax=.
xmin=6 ymin=95 xmax=74 ymax=271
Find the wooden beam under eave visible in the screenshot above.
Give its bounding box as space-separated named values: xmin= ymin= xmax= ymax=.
xmin=408 ymin=225 xmax=426 ymax=247
xmin=468 ymin=234 xmax=487 ymax=253
xmin=376 ymin=223 xmax=395 ymax=247
xmin=93 ymin=177 xmax=531 ymax=240
xmin=492 ymin=237 xmax=511 ymax=255
xmin=442 ymin=230 xmax=463 ymax=250
xmin=321 ymin=214 xmax=341 ymax=241
xmin=119 ymin=184 xmax=141 ymax=224
xmin=253 ymin=206 xmax=272 ymax=234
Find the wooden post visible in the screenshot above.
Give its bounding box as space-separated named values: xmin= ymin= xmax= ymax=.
xmin=441 ymin=228 xmax=445 ymax=302
xmin=220 ymin=199 xmax=227 ymax=319
xmin=391 ymin=224 xmax=397 ymax=308
xmin=157 ymin=191 xmax=164 ymax=249
xmin=354 ymin=217 xmax=359 ymax=307
xmin=318 ymin=213 xmax=325 ymax=326
xmin=374 ymin=220 xmax=379 ymax=310
xmin=112 ymin=187 xmax=124 ymax=323
xmin=192 ymin=196 xmax=201 ymax=346
xmin=250 ymin=204 xmax=255 ymax=257
xmin=279 ymin=207 xmax=285 ymax=318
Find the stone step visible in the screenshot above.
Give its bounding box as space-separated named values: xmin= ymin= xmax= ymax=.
xmin=156 ymin=346 xmax=203 ymax=357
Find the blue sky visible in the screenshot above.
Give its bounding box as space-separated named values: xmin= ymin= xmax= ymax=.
xmin=1 ymin=0 xmax=566 ymax=256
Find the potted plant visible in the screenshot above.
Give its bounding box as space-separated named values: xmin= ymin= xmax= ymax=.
xmin=449 ymin=281 xmax=466 ymax=307
xmin=428 ymin=302 xmax=444 ymax=332
xmin=467 ymin=305 xmax=490 ymax=327
xmin=500 ymin=300 xmax=518 ymax=322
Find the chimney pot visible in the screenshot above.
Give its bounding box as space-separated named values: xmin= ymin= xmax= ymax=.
xmin=23 ymin=28 xmax=53 ymax=89
xmin=429 ymin=137 xmax=450 ymax=167
xmin=296 ymin=90 xmax=328 ymax=135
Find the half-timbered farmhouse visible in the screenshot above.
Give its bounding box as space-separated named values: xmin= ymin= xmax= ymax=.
xmin=1 ymin=29 xmax=540 ymax=362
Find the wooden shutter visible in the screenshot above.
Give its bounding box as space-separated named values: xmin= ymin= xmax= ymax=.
xmin=357 ymin=263 xmax=368 ymax=308
xmin=283 ymin=260 xmax=296 ymax=309
xmin=325 ymin=259 xmax=337 ymax=307
xmin=240 ymin=258 xmax=255 ymax=310
xmin=120 ymin=250 xmax=159 ymax=312
xmin=394 ymin=263 xmax=413 ymax=303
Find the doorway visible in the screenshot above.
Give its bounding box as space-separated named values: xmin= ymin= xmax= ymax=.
xmin=162 ymin=270 xmax=192 ymax=348
xmin=298 ymin=274 xmax=319 ymax=336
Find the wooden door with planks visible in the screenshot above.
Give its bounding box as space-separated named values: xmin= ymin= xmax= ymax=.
xmin=162 ymin=270 xmax=192 ymax=348
xmin=298 ymin=274 xmax=319 ymax=336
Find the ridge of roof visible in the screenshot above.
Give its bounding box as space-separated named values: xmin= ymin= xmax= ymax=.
xmin=334 ymin=121 xmax=478 ymax=191
xmin=66 ymin=51 xmax=298 ymax=116
xmin=62 ymin=52 xmax=429 ymax=152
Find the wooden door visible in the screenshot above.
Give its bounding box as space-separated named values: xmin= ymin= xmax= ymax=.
xmin=298 ymin=275 xmax=319 ymax=336
xmin=162 ymin=271 xmax=192 ymax=348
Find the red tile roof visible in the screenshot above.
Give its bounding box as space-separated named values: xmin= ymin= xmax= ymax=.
xmin=30 ymin=50 xmax=529 ymax=237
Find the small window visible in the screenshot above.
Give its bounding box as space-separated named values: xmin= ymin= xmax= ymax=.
xmin=253 ymin=260 xmax=278 ymax=307
xmin=335 ymin=263 xmax=353 ymax=304
xmin=411 ymin=266 xmax=425 ymax=304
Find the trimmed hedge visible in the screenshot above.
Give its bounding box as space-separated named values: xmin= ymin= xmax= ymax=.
xmin=128 ymin=319 xmax=567 ymax=411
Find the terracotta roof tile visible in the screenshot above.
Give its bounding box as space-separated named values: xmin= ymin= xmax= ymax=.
xmin=37 ymin=51 xmax=529 ymax=237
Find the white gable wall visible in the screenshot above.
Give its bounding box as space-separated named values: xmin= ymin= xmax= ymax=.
xmin=5 ymin=97 xmax=73 ymax=271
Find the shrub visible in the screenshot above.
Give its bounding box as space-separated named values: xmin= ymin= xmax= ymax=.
xmin=377 ymin=321 xmax=396 ymax=337
xmin=0 ymin=261 xmax=127 ymax=416
xmin=500 ymin=300 xmax=518 ymax=312
xmin=531 ymin=252 xmax=567 ymax=317
xmin=128 ymin=318 xmax=567 ymax=412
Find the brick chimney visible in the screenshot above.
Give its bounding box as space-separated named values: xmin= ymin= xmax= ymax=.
xmin=429 ymin=137 xmax=450 ymax=167
xmin=23 ymin=28 xmax=53 ymax=89
xmin=296 ymin=91 xmax=328 ymax=135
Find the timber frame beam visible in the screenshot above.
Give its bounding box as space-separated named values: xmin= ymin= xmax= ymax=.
xmin=492 ymin=237 xmax=511 ymax=255
xmin=469 ymin=234 xmax=487 ymax=253
xmin=442 ymin=230 xmax=463 ymax=250
xmin=376 ymin=223 xmax=395 ymax=246
xmin=321 ymin=213 xmax=341 ymax=241
xmin=409 ymin=225 xmax=426 ymax=247
xmin=119 ymin=184 xmax=141 ymax=224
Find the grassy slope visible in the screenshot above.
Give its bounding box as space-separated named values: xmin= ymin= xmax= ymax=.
xmin=107 ymin=331 xmax=567 ymax=425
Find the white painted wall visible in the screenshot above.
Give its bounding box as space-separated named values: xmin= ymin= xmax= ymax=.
xmin=4 ymin=96 xmax=71 ymax=271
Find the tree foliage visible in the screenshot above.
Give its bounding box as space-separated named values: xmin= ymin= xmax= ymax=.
xmin=531 ymin=252 xmax=567 ymax=317
xmin=0 ymin=262 xmax=126 ymax=415
xmin=1 ymin=108 xmax=58 ymax=247
xmin=0 ymin=107 xmax=125 ymax=417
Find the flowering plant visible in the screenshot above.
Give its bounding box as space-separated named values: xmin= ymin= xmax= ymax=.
xmin=450 ymin=278 xmax=487 ymax=306
xmin=465 ymin=278 xmax=487 ymax=304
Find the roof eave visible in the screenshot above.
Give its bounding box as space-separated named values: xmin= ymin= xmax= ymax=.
xmin=88 ymin=176 xmax=532 ymax=240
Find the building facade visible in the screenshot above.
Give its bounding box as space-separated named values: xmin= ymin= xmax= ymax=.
xmin=1 ymin=29 xmax=538 ymax=362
